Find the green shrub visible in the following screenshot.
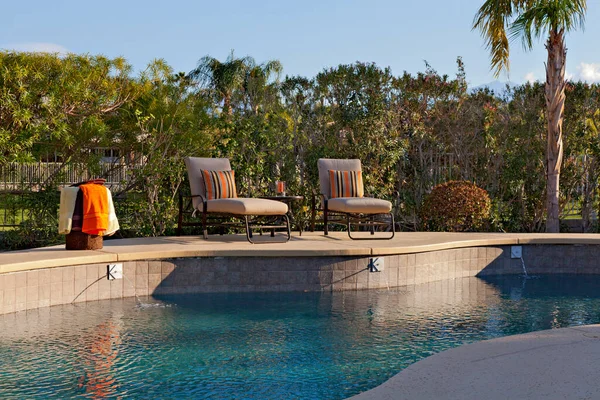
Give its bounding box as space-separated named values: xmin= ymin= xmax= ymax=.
xmin=420 ymin=180 xmax=491 ymax=232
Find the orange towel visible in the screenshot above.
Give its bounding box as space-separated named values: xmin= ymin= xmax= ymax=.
xmin=80 ymin=183 xmax=109 ymax=235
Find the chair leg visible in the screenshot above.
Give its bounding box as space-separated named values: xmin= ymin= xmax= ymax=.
xmin=202 ymin=210 xmax=208 ymax=240
xmin=370 ymin=215 xmax=375 ymax=235
xmin=310 ymin=194 xmax=316 ymax=232
xmin=177 ymin=193 xmax=183 ymax=236
xmin=284 ymin=214 xmax=291 ymax=242
xmin=324 ymin=204 xmax=329 ymax=236
xmin=244 ymin=216 xmax=254 ymax=243
xmin=389 ymin=212 xmax=396 ymax=239
xmin=346 ymin=214 xmax=352 ymax=239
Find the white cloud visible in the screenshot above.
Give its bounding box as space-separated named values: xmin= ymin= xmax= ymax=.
xmin=1 ymin=42 xmax=69 ymax=55
xmin=576 ymin=62 xmax=600 ymax=83
xmin=524 ymin=72 xmax=537 ymax=83
xmin=523 ymin=63 xmax=598 ymax=84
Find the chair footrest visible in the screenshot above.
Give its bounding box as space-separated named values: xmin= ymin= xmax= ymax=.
xmin=253 ymin=224 xmax=288 ymax=229
xmin=348 ymin=220 xmax=390 ymax=226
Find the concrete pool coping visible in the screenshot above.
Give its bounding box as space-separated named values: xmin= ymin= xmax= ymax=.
xmin=3 ymin=231 xmax=600 ymax=273
xmin=352 ymin=324 xmax=600 ymax=400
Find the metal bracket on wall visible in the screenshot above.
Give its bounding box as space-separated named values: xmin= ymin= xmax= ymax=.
xmin=107 ymin=263 xmax=123 ymax=280
xmin=368 ymin=257 xmax=384 ymax=272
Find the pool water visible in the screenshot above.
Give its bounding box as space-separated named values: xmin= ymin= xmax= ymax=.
xmin=2 ymin=275 xmax=600 ymax=399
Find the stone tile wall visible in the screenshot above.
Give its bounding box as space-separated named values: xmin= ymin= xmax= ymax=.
xmin=0 ymin=244 xmax=596 ymax=315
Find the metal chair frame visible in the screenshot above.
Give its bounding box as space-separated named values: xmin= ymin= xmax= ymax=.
xmin=177 ymin=193 xmax=291 ymax=244
xmin=311 ymin=194 xmax=395 ymax=240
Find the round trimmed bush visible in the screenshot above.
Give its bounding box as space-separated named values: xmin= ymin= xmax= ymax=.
xmin=420 ymin=180 xmax=491 ymax=232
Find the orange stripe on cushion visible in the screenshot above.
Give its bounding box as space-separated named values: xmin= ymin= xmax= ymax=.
xmin=329 ymin=170 xmax=337 ymax=198
xmin=343 ymin=171 xmax=350 ymax=197
xmin=357 ymin=171 xmax=364 ymax=197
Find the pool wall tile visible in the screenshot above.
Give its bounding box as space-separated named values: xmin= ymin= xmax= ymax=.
xmin=15 ymin=286 xmax=26 ymax=306
xmin=200 ymin=271 xmax=215 ymax=286
xmin=477 ymin=248 xmax=487 ymax=260
xmin=406 ymin=261 xmax=416 ymax=285
xmin=136 ymin=261 xmax=149 ymax=276
xmin=135 ymin=273 xmax=149 ymax=296
xmin=26 ymin=271 xmax=39 ymax=287
xmin=15 ymin=272 xmax=27 ymax=288
xmin=73 ymin=279 xmax=87 ymax=303
xmin=50 ymin=282 xmax=62 ymax=306
xmin=148 ymin=261 xmax=162 ymax=275
xmin=111 ymin=279 xmax=124 ymax=298
xmin=4 ymin=244 xmax=600 ymax=315
xmin=86 ymin=264 xmax=99 ymax=280
xmin=85 ymin=279 xmax=99 ymax=302
xmin=122 ymin=262 xmax=136 ymax=297
xmin=4 ymin=288 xmax=15 ymax=313
xmin=388 ymin=256 xmax=399 ymax=287
xmin=97 ymin=264 xmax=107 ymax=279
xmin=97 ymin=277 xmax=111 ymax=300
xmin=73 ymin=266 xmax=86 ymax=281
xmin=62 ymin=279 xmax=74 ymax=301
xmin=161 ymin=260 xmax=175 ymax=275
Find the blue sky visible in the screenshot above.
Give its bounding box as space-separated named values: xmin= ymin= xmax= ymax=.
xmin=3 ymin=0 xmax=600 ymax=86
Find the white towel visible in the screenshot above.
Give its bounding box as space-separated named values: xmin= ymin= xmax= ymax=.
xmin=103 ymin=187 xmax=120 ymax=236
xmin=58 ymin=187 xmax=80 ymax=234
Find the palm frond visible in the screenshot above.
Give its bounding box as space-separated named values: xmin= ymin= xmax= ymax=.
xmin=187 ymin=55 xmax=220 ymax=86
xmin=509 ymin=0 xmax=586 ymax=50
xmin=473 ymin=0 xmax=522 ymax=76
xmin=474 ymin=0 xmax=586 ymax=76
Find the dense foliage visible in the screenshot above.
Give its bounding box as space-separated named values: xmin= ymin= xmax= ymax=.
xmin=1 ymin=51 xmax=600 ymax=249
xmin=420 ymin=181 xmax=491 ymax=232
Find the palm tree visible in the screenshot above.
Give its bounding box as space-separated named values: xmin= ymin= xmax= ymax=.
xmin=473 ymin=0 xmax=586 ymax=232
xmin=188 ymin=50 xmax=252 ymax=115
xmin=188 ymin=51 xmax=282 ymax=116
xmin=244 ymin=59 xmax=283 ymax=114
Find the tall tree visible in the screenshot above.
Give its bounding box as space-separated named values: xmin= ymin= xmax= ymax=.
xmin=244 ymin=59 xmax=283 ymax=114
xmin=187 ymin=51 xmax=252 ymax=116
xmin=473 ymin=0 xmax=586 ymax=232
xmin=0 ymin=52 xmax=135 ymax=166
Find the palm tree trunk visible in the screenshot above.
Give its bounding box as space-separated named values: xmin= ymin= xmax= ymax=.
xmin=223 ymin=94 xmax=233 ymax=116
xmin=544 ymin=29 xmax=566 ymax=233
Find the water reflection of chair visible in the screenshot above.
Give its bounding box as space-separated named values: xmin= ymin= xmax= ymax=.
xmin=316 ymin=158 xmax=395 ymax=240
xmin=180 ymin=157 xmax=291 ymax=243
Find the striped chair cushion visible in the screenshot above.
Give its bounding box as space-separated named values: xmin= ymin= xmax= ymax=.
xmin=329 ymin=170 xmax=364 ymax=198
xmin=201 ymin=170 xmax=237 ymax=200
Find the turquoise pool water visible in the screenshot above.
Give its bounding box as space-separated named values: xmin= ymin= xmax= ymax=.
xmin=2 ymin=275 xmax=600 ymax=399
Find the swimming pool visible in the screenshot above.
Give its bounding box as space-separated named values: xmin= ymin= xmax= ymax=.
xmin=1 ymin=275 xmax=600 ymax=399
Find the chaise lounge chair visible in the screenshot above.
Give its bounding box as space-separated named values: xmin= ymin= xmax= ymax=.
xmin=178 ymin=157 xmax=291 ymax=243
xmin=316 ymin=158 xmax=395 ymax=240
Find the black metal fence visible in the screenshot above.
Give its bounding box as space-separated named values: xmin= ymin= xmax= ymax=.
xmin=0 ymin=162 xmax=141 ymax=191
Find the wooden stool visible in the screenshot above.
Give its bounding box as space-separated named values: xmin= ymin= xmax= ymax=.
xmin=65 ymin=231 xmax=103 ymax=250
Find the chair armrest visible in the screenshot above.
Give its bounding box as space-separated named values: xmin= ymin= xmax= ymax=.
xmin=190 ymin=194 xmax=207 ymax=203
xmin=178 ymin=193 xmax=207 ymax=213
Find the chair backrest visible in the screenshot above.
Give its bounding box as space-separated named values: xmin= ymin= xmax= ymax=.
xmin=317 ymin=158 xmax=362 ymax=198
xmin=184 ymin=157 xmax=231 ymax=209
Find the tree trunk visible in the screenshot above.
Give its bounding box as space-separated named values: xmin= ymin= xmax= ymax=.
xmin=223 ymin=94 xmax=233 ymax=116
xmin=544 ymin=29 xmax=567 ymax=233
